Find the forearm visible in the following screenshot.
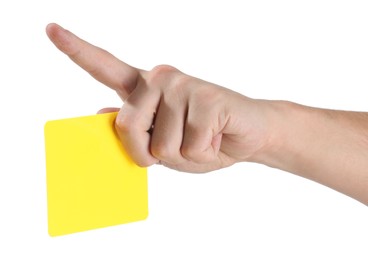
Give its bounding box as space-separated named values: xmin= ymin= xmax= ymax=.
xmin=253 ymin=101 xmax=368 ymax=205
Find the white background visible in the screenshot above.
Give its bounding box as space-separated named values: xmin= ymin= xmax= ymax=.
xmin=1 ymin=0 xmax=368 ymax=259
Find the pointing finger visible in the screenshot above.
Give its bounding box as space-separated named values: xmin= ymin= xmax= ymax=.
xmin=46 ymin=23 xmax=140 ymax=99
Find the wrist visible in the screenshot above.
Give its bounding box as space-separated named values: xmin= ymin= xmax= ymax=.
xmin=248 ymin=100 xmax=306 ymax=170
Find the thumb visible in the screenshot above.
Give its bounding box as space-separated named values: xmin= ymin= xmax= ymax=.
xmin=97 ymin=107 xmax=120 ymax=114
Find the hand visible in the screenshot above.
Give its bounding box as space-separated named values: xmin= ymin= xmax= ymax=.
xmin=46 ymin=23 xmax=368 ymax=204
xmin=46 ymin=23 xmax=274 ymax=173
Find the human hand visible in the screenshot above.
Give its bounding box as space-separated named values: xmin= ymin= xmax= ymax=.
xmin=46 ymin=23 xmax=274 ymax=173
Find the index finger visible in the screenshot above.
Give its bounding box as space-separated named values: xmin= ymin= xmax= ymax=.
xmin=46 ymin=23 xmax=140 ymax=99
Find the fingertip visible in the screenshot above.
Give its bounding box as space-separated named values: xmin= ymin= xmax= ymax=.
xmin=97 ymin=107 xmax=120 ymax=114
xmin=45 ymin=23 xmax=75 ymax=55
xmin=46 ymin=22 xmax=58 ymax=31
xmin=46 ymin=23 xmax=55 ymax=33
xmin=46 ymin=23 xmax=61 ymax=39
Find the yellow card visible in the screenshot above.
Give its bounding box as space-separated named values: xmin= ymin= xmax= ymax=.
xmin=44 ymin=112 xmax=148 ymax=237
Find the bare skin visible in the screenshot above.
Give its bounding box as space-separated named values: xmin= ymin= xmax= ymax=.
xmin=46 ymin=23 xmax=368 ymax=205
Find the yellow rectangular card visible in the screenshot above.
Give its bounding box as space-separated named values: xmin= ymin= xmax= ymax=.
xmin=44 ymin=112 xmax=148 ymax=237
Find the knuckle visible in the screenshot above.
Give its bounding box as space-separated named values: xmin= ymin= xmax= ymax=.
xmin=162 ymin=75 xmax=191 ymax=104
xmin=115 ymin=113 xmax=135 ymax=134
xmin=151 ymin=64 xmax=177 ymax=75
xmin=181 ymin=144 xmax=199 ymax=161
xmin=172 ymin=74 xmax=192 ymax=91
xmin=151 ymin=141 xmax=173 ymax=160
xmin=135 ymin=158 xmax=155 ymax=168
xmin=146 ymin=64 xmax=178 ymax=86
